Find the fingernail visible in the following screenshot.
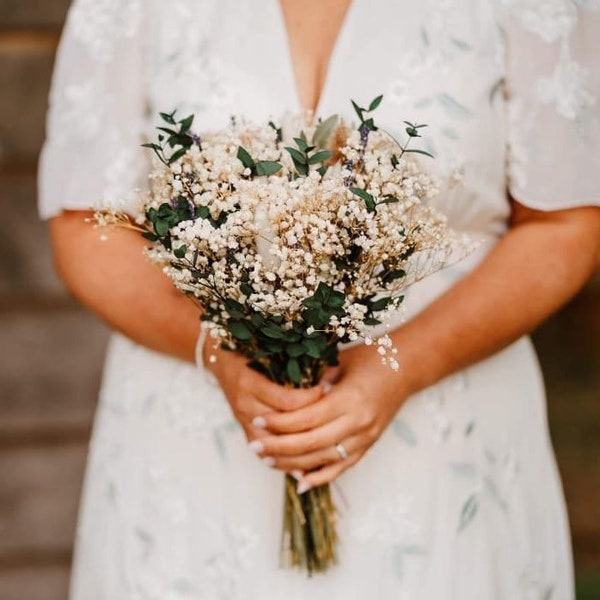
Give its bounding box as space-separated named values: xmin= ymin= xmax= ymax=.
xmin=291 ymin=470 xmax=303 ymax=481
xmin=262 ymin=456 xmax=276 ymax=467
xmin=321 ymin=381 xmax=333 ymax=394
xmin=248 ymin=440 xmax=264 ymax=454
xmin=297 ymin=480 xmax=311 ymax=495
xmin=252 ymin=416 xmax=267 ymax=429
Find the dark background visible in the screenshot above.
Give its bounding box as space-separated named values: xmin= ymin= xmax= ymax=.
xmin=0 ymin=2 xmax=598 ymax=598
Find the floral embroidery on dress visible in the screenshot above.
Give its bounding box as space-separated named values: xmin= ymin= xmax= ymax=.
xmin=536 ymin=46 xmax=596 ymax=119
xmin=349 ymin=491 xmax=420 ymax=545
xmin=349 ymin=488 xmax=425 ymax=580
xmin=204 ymin=525 xmax=259 ymax=599
xmin=49 ymin=79 xmax=110 ymax=146
xmin=70 ymin=0 xmax=143 ymax=62
xmin=519 ymin=555 xmax=555 ymax=600
xmin=450 ymin=444 xmax=518 ymax=532
xmin=501 ymin=0 xmax=578 ymax=42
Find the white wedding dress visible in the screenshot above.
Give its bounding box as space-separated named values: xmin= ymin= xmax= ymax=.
xmin=38 ymin=1 xmax=600 ymax=598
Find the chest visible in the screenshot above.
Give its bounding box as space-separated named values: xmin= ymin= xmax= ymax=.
xmin=145 ymin=0 xmax=505 ymax=145
xmin=278 ymin=0 xmax=353 ymax=113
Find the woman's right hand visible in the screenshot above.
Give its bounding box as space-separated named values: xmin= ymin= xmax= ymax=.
xmin=202 ymin=339 xmax=327 ymax=455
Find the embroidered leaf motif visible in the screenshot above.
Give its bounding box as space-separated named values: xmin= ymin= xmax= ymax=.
xmin=437 ymin=93 xmax=473 ymax=120
xmin=458 ymin=493 xmax=479 ymax=532
xmin=542 ymin=586 xmax=554 ymax=600
xmin=393 ymin=419 xmax=417 ymax=446
xmin=489 ymin=78 xmax=505 ymax=105
xmin=451 ymin=38 xmax=473 ymax=51
xmin=448 ymin=462 xmax=478 ymax=479
xmin=441 ymin=126 xmax=459 ymax=140
xmin=484 ymin=476 xmax=509 ymax=513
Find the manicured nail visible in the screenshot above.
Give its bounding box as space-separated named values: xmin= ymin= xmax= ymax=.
xmin=262 ymin=456 xmax=276 ymax=467
xmin=297 ymin=480 xmax=311 ymax=495
xmin=248 ymin=440 xmax=264 ymax=454
xmin=252 ymin=416 xmax=267 ymax=429
xmin=321 ymin=381 xmax=333 ymax=394
xmin=291 ymin=470 xmax=303 ymax=481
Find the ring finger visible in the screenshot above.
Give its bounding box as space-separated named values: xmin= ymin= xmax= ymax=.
xmin=265 ymin=435 xmax=364 ymax=473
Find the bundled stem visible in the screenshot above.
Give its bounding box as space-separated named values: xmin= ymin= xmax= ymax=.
xmin=282 ymin=475 xmax=338 ymax=574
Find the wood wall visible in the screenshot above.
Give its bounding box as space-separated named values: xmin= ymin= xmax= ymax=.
xmin=0 ymin=2 xmax=598 ymax=598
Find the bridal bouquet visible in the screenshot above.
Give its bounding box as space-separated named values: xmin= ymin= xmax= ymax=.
xmin=96 ymin=96 xmax=466 ymax=574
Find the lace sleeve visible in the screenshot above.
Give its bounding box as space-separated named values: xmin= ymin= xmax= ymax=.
xmin=38 ymin=0 xmax=148 ymax=220
xmin=502 ymin=0 xmax=600 ymax=210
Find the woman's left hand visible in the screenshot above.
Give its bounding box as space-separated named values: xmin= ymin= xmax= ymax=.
xmin=248 ymin=343 xmax=409 ymax=492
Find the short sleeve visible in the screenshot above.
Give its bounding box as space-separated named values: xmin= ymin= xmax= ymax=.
xmin=38 ymin=0 xmax=148 ymax=220
xmin=501 ymin=0 xmax=600 ymax=210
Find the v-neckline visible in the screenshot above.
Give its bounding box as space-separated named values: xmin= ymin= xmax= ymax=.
xmin=271 ymin=0 xmax=357 ymax=116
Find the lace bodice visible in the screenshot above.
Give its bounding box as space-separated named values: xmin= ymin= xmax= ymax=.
xmin=39 ymin=0 xmax=600 ymax=228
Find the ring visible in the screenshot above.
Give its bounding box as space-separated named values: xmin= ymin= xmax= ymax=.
xmin=334 ymin=443 xmax=349 ymax=460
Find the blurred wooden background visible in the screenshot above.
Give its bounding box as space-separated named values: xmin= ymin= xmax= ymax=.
xmin=0 ymin=1 xmax=598 ymax=598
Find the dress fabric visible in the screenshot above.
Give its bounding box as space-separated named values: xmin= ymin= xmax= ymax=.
xmin=38 ymin=1 xmax=600 ymax=598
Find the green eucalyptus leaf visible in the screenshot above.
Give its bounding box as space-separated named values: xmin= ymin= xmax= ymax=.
xmin=168 ymin=148 xmax=187 ymax=164
xmin=368 ymin=94 xmax=383 ymax=111
xmin=364 ymin=317 xmax=382 ymax=326
xmin=294 ymin=136 xmax=309 ymax=152
xmin=240 ymin=283 xmax=254 ymax=297
xmin=379 ymin=196 xmax=400 ymax=205
xmin=287 ymin=343 xmax=305 ymax=358
xmin=263 ymin=324 xmax=286 ymax=339
xmin=308 ymin=150 xmax=333 ymax=165
xmin=312 ymin=114 xmax=339 ymax=148
xmin=383 ymin=269 xmax=406 ymax=283
xmin=179 ymin=114 xmax=194 ymax=131
xmin=351 ymin=99 xmax=364 ymax=122
xmin=196 ymin=205 xmax=210 ymax=219
xmin=349 ymin=187 xmax=377 ymax=212
xmin=173 ymin=245 xmax=187 ymax=259
xmin=250 ymin=312 xmax=265 ymax=327
xmin=160 ymin=111 xmax=177 ymax=125
xmin=286 ymin=358 xmax=302 ymax=384
xmin=155 ymin=220 xmax=170 ymax=237
xmin=229 ymin=321 xmax=252 ymax=341
xmin=370 ymin=297 xmax=393 ymax=312
xmin=255 ymin=161 xmax=283 ymax=176
xmin=285 ymin=147 xmax=307 ymax=165
xmin=237 ymin=146 xmax=255 ymax=169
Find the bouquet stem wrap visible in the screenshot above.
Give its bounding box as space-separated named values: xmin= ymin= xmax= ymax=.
xmin=283 ymin=473 xmax=338 ymax=573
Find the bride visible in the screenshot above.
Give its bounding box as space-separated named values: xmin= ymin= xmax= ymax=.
xmin=39 ymin=0 xmax=599 ymax=598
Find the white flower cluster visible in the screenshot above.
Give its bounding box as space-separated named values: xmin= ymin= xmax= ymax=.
xmin=141 ymin=115 xmax=465 ymax=370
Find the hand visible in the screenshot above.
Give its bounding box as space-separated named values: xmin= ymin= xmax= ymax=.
xmin=247 ymin=343 xmax=408 ymax=491
xmin=203 ymin=339 xmax=326 ymax=448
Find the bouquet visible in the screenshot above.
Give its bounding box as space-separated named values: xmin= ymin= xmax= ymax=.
xmin=95 ymin=96 xmax=467 ymax=574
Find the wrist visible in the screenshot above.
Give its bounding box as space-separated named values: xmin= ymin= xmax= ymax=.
xmin=195 ymin=324 xmax=220 ymax=386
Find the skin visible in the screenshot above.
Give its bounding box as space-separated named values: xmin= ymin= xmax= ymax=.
xmin=49 ymin=0 xmax=600 ymax=494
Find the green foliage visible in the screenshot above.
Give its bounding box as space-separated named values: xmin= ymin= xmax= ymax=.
xmin=201 ymin=282 xmax=352 ymax=386
xmin=142 ymin=110 xmax=196 ymax=165
xmin=349 ymin=188 xmax=401 ymax=214
xmin=237 ymin=146 xmax=283 ymax=178
xmin=145 ymin=198 xmax=191 ymax=250
xmin=351 ymin=94 xmax=383 ymax=131
xmin=285 ymin=131 xmax=332 ymax=178
xmin=312 ymin=114 xmax=339 ymax=149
